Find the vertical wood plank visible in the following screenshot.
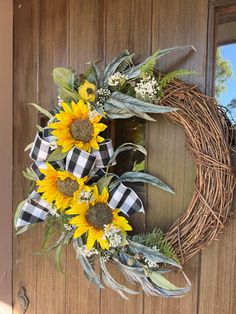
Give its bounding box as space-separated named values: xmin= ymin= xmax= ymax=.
xmin=101 ymin=1 xmax=152 ymax=312
xmin=36 ymin=1 xmax=69 ymax=313
xmin=0 ymin=1 xmax=12 ymax=313
xmin=65 ymin=1 xmax=103 ymax=313
xmin=13 ymin=1 xmax=39 ymax=313
xmin=145 ymin=0 xmax=209 ymax=313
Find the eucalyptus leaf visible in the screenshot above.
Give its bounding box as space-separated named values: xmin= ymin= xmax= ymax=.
xmin=55 ymin=243 xmax=63 ymax=273
xmin=106 ymin=92 xmax=177 ymax=114
xmin=29 ymin=103 xmax=53 ymax=119
xmin=115 ymin=172 xmax=174 ymax=194
xmin=108 ymin=143 xmax=146 ymax=168
xmin=22 ymin=167 xmax=38 ymax=181
xmin=53 ymin=67 xmax=75 ymax=90
xmin=16 ymin=223 xmax=35 ymax=235
xmin=24 ymin=142 xmax=33 ymax=152
xmin=103 ymin=50 xmax=134 ymax=87
xmin=46 ymin=146 xmax=67 ymax=162
xmin=36 ymin=124 xmax=44 ymax=132
xmin=74 ymin=239 xmax=103 ymax=288
xmin=14 ymin=200 xmax=26 ymax=229
xmin=106 ymin=105 xmax=156 ymax=121
xmin=148 ymin=271 xmax=179 ymax=291
xmin=86 ymin=62 xmax=101 ymax=87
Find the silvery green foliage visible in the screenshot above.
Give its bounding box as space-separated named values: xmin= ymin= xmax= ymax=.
xmin=100 ymin=259 xmax=139 ymax=300
xmin=73 ymin=238 xmax=103 ymax=288
xmin=110 ymin=171 xmax=174 ymax=194
xmin=113 ymin=250 xmax=191 ymax=297
xmin=104 ymin=91 xmax=177 ymax=120
xmin=127 ymin=240 xmax=180 ymax=268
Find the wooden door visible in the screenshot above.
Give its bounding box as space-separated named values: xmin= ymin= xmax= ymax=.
xmin=13 ymin=1 xmax=235 ymax=313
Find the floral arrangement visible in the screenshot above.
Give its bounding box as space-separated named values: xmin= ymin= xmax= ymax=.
xmin=15 ymin=46 xmax=197 ymax=298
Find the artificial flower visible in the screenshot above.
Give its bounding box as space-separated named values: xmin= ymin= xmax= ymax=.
xmin=79 ymin=80 xmax=96 ymax=102
xmin=36 ymin=163 xmax=88 ymax=210
xmin=66 ymin=185 xmax=132 ymax=250
xmin=49 ymin=100 xmax=107 ymax=153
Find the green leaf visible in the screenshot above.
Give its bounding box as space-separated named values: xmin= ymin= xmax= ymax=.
xmin=16 ymin=224 xmax=35 ymax=235
xmin=53 ymin=67 xmax=75 ymax=90
xmin=148 ymin=271 xmax=179 ymax=291
xmin=58 ymin=86 xmax=79 ymax=103
xmin=14 ymin=200 xmax=26 ymax=229
xmin=29 ymin=103 xmax=53 ymax=119
xmin=109 ymin=143 xmax=147 ymax=167
xmin=36 ymin=124 xmax=44 ymax=132
xmin=86 ymin=62 xmax=101 ymax=87
xmin=106 ymin=106 xmax=156 ymax=121
xmin=22 ymin=167 xmax=38 ymax=181
xmin=125 ymin=45 xmax=195 ymax=79
xmin=46 ymin=146 xmax=67 ymax=162
xmin=105 ymin=92 xmax=177 ymax=114
xmin=132 ymin=160 xmax=145 ymax=172
xmin=55 ymin=243 xmax=64 ymax=273
xmin=96 ymin=175 xmax=114 ymax=193
xmin=24 ymin=142 xmax=33 ymax=152
xmin=114 ymin=172 xmax=175 ymax=194
xmin=103 ymin=50 xmax=134 ymax=87
xmin=140 ymin=49 xmax=160 ymax=76
xmin=160 ymin=69 xmax=197 ymax=88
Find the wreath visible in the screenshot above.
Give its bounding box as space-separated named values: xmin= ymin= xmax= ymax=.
xmin=15 ymin=46 xmax=235 ymax=299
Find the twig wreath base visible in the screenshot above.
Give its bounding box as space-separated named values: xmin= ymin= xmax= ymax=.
xmin=15 ymin=48 xmax=235 ymax=298
xmin=162 ymin=80 xmax=235 ymax=263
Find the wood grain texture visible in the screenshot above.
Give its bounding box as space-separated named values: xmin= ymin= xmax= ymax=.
xmin=65 ymin=1 xmax=103 ymax=313
xmin=145 ymin=0 xmax=208 ymax=313
xmin=13 ymin=1 xmax=39 ymax=313
xmin=35 ymin=1 xmax=69 ymax=314
xmin=13 ymin=0 xmax=236 ymax=313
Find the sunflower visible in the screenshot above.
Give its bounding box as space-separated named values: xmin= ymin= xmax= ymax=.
xmin=66 ymin=185 xmax=132 ymax=250
xmin=49 ymin=100 xmax=107 ymax=153
xmin=36 ymin=163 xmax=88 ymax=210
xmin=79 ymin=80 xmax=96 ymax=102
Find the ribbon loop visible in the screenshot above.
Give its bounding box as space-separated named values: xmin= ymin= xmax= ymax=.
xmin=16 ymin=191 xmax=51 ymax=228
xmin=108 ymin=183 xmax=144 ymax=216
xmin=65 ymin=147 xmax=96 ymax=178
xmin=92 ymin=139 xmax=116 ymax=168
xmin=29 ymin=131 xmax=52 ymax=161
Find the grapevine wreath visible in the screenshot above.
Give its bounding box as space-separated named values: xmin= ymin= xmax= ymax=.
xmin=15 ymin=46 xmax=235 ymax=299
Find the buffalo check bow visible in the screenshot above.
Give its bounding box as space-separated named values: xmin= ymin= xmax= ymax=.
xmin=16 ymin=129 xmax=144 ymax=228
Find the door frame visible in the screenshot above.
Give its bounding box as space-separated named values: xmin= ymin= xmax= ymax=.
xmin=0 ymin=1 xmax=13 ymax=313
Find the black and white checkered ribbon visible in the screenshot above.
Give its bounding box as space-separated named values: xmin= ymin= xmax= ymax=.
xmin=108 ymin=183 xmax=144 ymax=216
xmin=29 ymin=128 xmax=55 ymax=161
xmin=91 ymin=139 xmax=116 ymax=168
xmin=16 ymin=191 xmax=51 ymax=228
xmin=87 ymin=168 xmax=144 ymax=216
xmin=65 ymin=139 xmax=116 ymax=178
xmin=31 ymin=160 xmax=64 ymax=180
xmin=23 ymin=130 xmax=143 ymax=226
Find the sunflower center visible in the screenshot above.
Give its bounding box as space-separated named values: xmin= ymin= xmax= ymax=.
xmin=57 ymin=178 xmax=79 ymax=197
xmin=86 ymin=203 xmax=113 ymax=229
xmin=86 ymin=88 xmax=94 ymax=94
xmin=70 ymin=118 xmax=93 ymax=143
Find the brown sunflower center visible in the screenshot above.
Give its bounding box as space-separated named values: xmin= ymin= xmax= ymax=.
xmin=86 ymin=203 xmax=113 ymax=229
xmin=70 ymin=118 xmax=93 ymax=143
xmin=86 ymin=88 xmax=94 ymax=94
xmin=57 ymin=178 xmax=79 ymax=197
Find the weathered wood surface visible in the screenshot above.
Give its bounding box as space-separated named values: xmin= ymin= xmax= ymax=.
xmin=13 ymin=0 xmax=235 ymax=313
